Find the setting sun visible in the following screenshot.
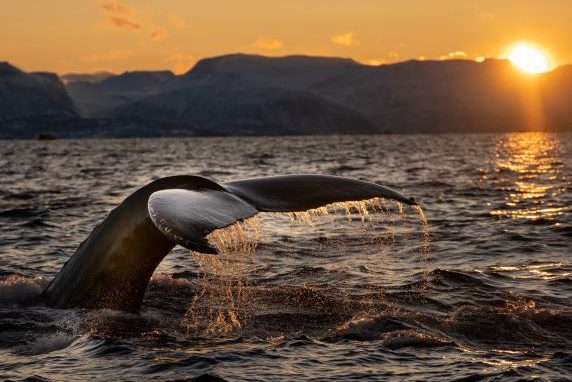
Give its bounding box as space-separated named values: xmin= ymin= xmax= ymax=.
xmin=508 ymin=43 xmax=550 ymax=73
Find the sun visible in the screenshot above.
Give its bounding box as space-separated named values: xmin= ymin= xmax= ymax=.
xmin=508 ymin=43 xmax=550 ymax=74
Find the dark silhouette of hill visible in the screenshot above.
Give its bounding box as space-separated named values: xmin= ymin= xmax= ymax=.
xmin=157 ymin=54 xmax=572 ymax=133
xmin=0 ymin=62 xmax=80 ymax=138
xmin=110 ymin=86 xmax=376 ymax=135
xmin=96 ymin=54 xmax=572 ymax=134
xmin=538 ymin=64 xmax=572 ymax=129
xmin=311 ymin=58 xmax=543 ymax=133
xmin=66 ymin=70 xmax=175 ymax=116
xmin=171 ymin=54 xmax=359 ymax=91
xmin=2 ymin=54 xmax=572 ymax=139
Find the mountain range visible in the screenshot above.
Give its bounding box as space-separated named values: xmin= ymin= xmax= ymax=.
xmin=1 ymin=54 xmax=571 ymax=138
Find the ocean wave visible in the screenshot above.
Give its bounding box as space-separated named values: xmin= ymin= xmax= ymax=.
xmin=0 ymin=275 xmax=46 ymax=305
xmin=13 ymin=333 xmax=75 ymax=355
xmin=331 ymin=315 xmax=456 ymax=349
xmin=0 ymin=134 xmax=570 ymax=380
xmin=443 ymin=303 xmax=571 ymax=348
xmin=331 ymin=315 xmax=412 ymax=341
xmin=380 ymin=329 xmax=456 ymax=350
xmin=0 ymin=207 xmax=43 ymax=219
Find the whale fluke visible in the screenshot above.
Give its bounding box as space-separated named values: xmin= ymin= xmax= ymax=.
xmin=224 ymin=175 xmax=417 ymax=212
xmin=42 ymin=175 xmax=417 ymax=313
xmin=149 ymin=189 xmax=258 ymax=254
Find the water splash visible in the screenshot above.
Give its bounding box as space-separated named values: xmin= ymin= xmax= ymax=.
xmin=182 ymin=217 xmax=261 ymax=336
xmin=183 ymin=199 xmax=431 ymax=337
xmin=412 ymin=205 xmax=431 ymax=288
xmin=413 ymin=205 xmax=431 ymax=259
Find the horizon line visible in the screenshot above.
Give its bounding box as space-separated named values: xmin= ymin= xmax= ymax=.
xmin=4 ymin=53 xmax=567 ymax=77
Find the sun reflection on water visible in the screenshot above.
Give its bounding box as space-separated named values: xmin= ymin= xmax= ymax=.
xmin=488 ymin=132 xmax=569 ymax=221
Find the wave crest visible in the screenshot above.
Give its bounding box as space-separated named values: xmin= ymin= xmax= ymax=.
xmin=0 ymin=275 xmax=46 ymax=305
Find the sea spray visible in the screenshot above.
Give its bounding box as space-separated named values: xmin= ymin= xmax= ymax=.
xmin=183 ymin=217 xmax=261 ymax=336
xmin=412 ymin=204 xmax=431 ymax=288
xmin=182 ymin=198 xmax=431 ymax=337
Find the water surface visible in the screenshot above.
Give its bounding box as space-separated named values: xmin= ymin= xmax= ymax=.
xmin=0 ymin=133 xmax=570 ymax=381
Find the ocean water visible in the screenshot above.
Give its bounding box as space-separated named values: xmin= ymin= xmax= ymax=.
xmin=0 ymin=132 xmax=570 ymax=381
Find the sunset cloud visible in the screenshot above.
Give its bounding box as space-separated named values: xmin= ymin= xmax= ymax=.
xmin=330 ymin=33 xmax=360 ymax=47
xmin=479 ymin=11 xmax=495 ymax=21
xmin=475 ymin=4 xmax=495 ymax=22
xmin=99 ymin=1 xmax=131 ymax=14
xmin=81 ymin=50 xmax=134 ymax=62
xmin=96 ymin=1 xmax=141 ymax=30
xmin=95 ymin=0 xmax=169 ymax=41
xmin=167 ymin=15 xmax=188 ymax=30
xmin=150 ymin=27 xmax=167 ymax=41
xmin=108 ymin=15 xmax=141 ymax=30
xmin=440 ymin=50 xmax=468 ymax=60
xmin=253 ymin=38 xmax=284 ymax=50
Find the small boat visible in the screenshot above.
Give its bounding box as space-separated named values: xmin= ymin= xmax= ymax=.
xmin=36 ymin=133 xmax=56 ymax=140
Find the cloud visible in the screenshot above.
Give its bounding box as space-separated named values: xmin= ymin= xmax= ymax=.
xmin=166 ymin=52 xmax=196 ymax=74
xmin=388 ymin=51 xmax=400 ymax=59
xmin=95 ymin=0 xmax=143 ymax=31
xmin=167 ymin=15 xmax=188 ymax=30
xmin=95 ymin=0 xmax=170 ymax=41
xmin=150 ymin=27 xmax=167 ymax=41
xmin=253 ymin=38 xmax=284 ymax=50
xmin=81 ymin=50 xmax=134 ymax=62
xmin=439 ymin=51 xmax=468 ymax=60
xmin=108 ymin=15 xmax=141 ymax=30
xmin=99 ymin=1 xmax=131 ymax=14
xmin=479 ymin=11 xmax=495 ymax=21
xmin=330 ymin=33 xmax=360 ymax=47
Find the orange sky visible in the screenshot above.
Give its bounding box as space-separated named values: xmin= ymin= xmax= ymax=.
xmin=1 ymin=0 xmax=570 ymax=74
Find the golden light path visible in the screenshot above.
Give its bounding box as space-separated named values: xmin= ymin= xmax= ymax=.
xmin=508 ymin=43 xmax=550 ymax=73
xmin=491 ymin=132 xmax=567 ymax=221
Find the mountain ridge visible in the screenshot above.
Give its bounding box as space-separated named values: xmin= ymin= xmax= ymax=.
xmin=2 ymin=54 xmax=572 ymax=139
xmin=110 ymin=85 xmax=377 ymax=136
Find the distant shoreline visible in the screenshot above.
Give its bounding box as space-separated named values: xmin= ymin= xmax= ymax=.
xmin=0 ymin=129 xmax=569 ymax=142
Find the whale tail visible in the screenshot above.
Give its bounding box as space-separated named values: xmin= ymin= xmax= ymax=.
xmin=149 ymin=175 xmax=417 ymax=254
xmin=43 ymin=174 xmax=417 ymax=313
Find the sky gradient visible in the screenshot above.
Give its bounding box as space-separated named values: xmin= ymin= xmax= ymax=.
xmin=1 ymin=0 xmax=571 ymax=74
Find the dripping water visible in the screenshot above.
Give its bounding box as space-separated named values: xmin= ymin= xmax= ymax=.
xmin=182 ymin=217 xmax=261 ymax=336
xmin=413 ymin=204 xmax=432 ymax=287
xmin=184 ymin=199 xmax=431 ymax=337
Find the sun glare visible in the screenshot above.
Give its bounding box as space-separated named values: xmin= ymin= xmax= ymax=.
xmin=508 ymin=43 xmax=550 ymax=74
